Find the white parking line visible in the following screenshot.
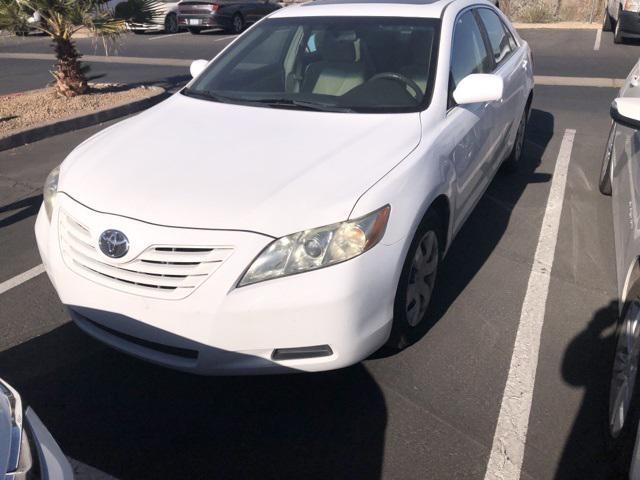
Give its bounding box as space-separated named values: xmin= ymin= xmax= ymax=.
xmin=213 ymin=35 xmax=235 ymax=42
xmin=484 ymin=129 xmax=576 ymax=480
xmin=594 ymin=28 xmax=602 ymax=51
xmin=148 ymin=32 xmax=188 ymax=41
xmin=0 ymin=264 xmax=45 ymax=296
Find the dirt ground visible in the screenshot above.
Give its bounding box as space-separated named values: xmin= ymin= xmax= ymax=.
xmin=0 ymin=84 xmax=161 ymax=137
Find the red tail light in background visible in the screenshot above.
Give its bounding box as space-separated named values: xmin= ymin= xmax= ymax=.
xmin=211 ymin=3 xmax=220 ymax=11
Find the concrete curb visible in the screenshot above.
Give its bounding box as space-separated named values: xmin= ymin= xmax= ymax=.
xmin=0 ymin=86 xmax=167 ymax=152
xmin=513 ymin=21 xmax=600 ymax=30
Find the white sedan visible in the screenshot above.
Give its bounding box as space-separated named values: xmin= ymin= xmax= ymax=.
xmin=36 ymin=0 xmax=534 ymax=374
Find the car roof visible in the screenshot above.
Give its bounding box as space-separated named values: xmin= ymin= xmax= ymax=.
xmin=270 ymin=0 xmax=467 ymax=19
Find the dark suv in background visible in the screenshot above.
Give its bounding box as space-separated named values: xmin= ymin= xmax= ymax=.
xmin=178 ymin=0 xmax=281 ymax=34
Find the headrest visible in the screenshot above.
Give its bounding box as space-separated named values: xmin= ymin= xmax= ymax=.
xmin=321 ymin=31 xmax=358 ymax=63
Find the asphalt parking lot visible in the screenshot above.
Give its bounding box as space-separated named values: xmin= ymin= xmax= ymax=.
xmin=0 ymin=25 xmax=637 ymax=479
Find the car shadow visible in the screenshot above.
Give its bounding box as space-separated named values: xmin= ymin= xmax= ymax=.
xmin=0 ymin=320 xmax=388 ymax=480
xmin=0 ymin=194 xmax=42 ymax=230
xmin=556 ymin=300 xmax=621 ymax=479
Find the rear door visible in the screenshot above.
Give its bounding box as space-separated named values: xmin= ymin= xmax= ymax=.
xmin=446 ymin=8 xmax=497 ymax=231
xmin=475 ymin=7 xmax=529 ymax=167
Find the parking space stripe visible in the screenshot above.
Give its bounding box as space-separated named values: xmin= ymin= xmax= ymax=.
xmin=535 ymin=75 xmax=624 ymax=88
xmin=148 ymin=32 xmax=188 ymax=41
xmin=594 ymin=28 xmax=602 ymax=51
xmin=484 ymin=129 xmax=576 ymax=480
xmin=0 ymin=264 xmax=45 ymax=296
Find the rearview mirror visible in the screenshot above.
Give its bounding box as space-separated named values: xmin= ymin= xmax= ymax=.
xmin=611 ymin=97 xmax=640 ymax=130
xmin=190 ymin=59 xmax=208 ymax=79
xmin=453 ymin=74 xmax=504 ymax=105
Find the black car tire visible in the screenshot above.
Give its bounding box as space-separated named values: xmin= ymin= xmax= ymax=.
xmin=600 ymin=124 xmax=615 ymax=195
xmin=188 ymin=27 xmax=203 ymax=35
xmin=226 ymin=13 xmax=244 ymax=34
xmin=614 ymin=12 xmax=625 ymax=43
xmin=165 ymin=13 xmax=179 ymax=34
xmin=606 ymin=300 xmax=640 ymax=476
xmin=603 ymin=7 xmax=613 ymax=31
xmin=502 ymin=106 xmax=529 ymax=173
xmin=387 ymin=209 xmax=444 ymax=351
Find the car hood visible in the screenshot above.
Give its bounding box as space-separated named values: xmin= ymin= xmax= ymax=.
xmin=60 ymin=93 xmax=422 ymax=237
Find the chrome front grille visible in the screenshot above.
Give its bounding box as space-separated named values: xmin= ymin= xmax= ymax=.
xmin=59 ymin=211 xmax=233 ymax=299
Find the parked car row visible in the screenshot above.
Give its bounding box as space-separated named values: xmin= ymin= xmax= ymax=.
xmin=10 ymin=0 xmax=281 ymax=36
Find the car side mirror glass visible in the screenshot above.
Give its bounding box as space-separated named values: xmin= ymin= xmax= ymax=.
xmin=611 ymin=97 xmax=640 ymax=130
xmin=452 ymin=73 xmax=504 ymax=105
xmin=190 ymin=59 xmax=208 ymax=79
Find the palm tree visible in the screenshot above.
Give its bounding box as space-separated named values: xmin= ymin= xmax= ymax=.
xmin=0 ymin=0 xmax=161 ymax=97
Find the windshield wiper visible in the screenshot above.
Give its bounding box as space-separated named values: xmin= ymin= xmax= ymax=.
xmin=255 ymin=98 xmax=354 ymax=113
xmin=183 ymin=90 xmax=354 ymax=112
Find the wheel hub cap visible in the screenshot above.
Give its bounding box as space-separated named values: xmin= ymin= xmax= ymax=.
xmin=610 ymin=302 xmax=640 ymax=437
xmin=405 ymin=230 xmax=438 ymax=327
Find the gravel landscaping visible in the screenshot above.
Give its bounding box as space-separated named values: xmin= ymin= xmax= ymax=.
xmin=0 ymin=84 xmax=163 ymax=137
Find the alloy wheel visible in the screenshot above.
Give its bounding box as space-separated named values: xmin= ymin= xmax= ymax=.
xmin=610 ymin=302 xmax=640 ymax=437
xmin=233 ymin=15 xmax=243 ymax=34
xmin=405 ymin=230 xmax=439 ymax=327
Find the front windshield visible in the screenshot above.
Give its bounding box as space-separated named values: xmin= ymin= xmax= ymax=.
xmin=184 ymin=16 xmax=441 ymax=113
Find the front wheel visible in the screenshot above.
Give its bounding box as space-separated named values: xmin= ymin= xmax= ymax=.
xmin=387 ymin=210 xmax=443 ymax=350
xmin=599 ymin=123 xmax=615 ymax=195
xmin=165 ymin=13 xmax=179 ymax=34
xmin=615 ymin=14 xmax=625 ymax=43
xmin=226 ymin=13 xmax=244 ymax=34
xmin=607 ymin=301 xmax=640 ymax=474
xmin=502 ymin=107 xmax=528 ymax=173
xmin=603 ymin=7 xmax=613 ymax=31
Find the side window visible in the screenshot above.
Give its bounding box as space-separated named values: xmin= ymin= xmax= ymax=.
xmin=476 ymin=9 xmax=515 ymax=67
xmin=450 ymin=10 xmax=492 ymax=90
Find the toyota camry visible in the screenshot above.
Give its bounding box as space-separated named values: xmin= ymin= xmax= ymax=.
xmin=36 ymin=0 xmax=534 ymax=374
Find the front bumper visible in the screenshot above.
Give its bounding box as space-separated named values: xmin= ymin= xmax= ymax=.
xmin=619 ymin=10 xmax=640 ymax=36
xmin=36 ymin=195 xmax=401 ymax=375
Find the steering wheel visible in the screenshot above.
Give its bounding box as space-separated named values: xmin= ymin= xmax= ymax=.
xmin=368 ymin=72 xmax=424 ymax=103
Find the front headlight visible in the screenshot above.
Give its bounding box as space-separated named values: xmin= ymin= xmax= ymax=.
xmin=43 ymin=166 xmax=60 ymax=222
xmin=239 ymin=205 xmax=391 ymax=287
xmin=624 ymin=0 xmax=640 ymax=11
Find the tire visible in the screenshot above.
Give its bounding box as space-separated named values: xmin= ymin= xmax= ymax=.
xmin=188 ymin=27 xmax=203 ymax=35
xmin=607 ymin=300 xmax=640 ymax=474
xmin=165 ymin=13 xmax=179 ymax=34
xmin=502 ymin=105 xmax=529 ymax=173
xmin=387 ymin=209 xmax=444 ymax=350
xmin=615 ymin=13 xmax=625 ymax=44
xmin=603 ymin=7 xmax=613 ymax=31
xmin=227 ymin=13 xmax=244 ymax=34
xmin=132 ymin=30 xmax=145 ymax=35
xmin=15 ymin=29 xmax=29 ymax=36
xmin=600 ymin=123 xmax=615 ymax=196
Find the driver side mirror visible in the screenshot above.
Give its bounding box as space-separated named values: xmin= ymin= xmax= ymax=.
xmin=611 ymin=97 xmax=640 ymax=130
xmin=453 ymin=74 xmax=504 ymax=105
xmin=190 ymin=59 xmax=208 ymax=79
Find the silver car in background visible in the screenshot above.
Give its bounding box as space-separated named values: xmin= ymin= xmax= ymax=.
xmin=600 ymin=57 xmax=640 ymax=479
xmin=0 ymin=378 xmax=73 ymax=480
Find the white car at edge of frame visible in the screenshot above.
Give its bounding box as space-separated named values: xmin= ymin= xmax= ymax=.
xmin=35 ymin=0 xmax=534 ymax=375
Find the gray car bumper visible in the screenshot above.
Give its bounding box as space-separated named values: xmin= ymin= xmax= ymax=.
xmin=24 ymin=408 xmax=74 ymax=480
